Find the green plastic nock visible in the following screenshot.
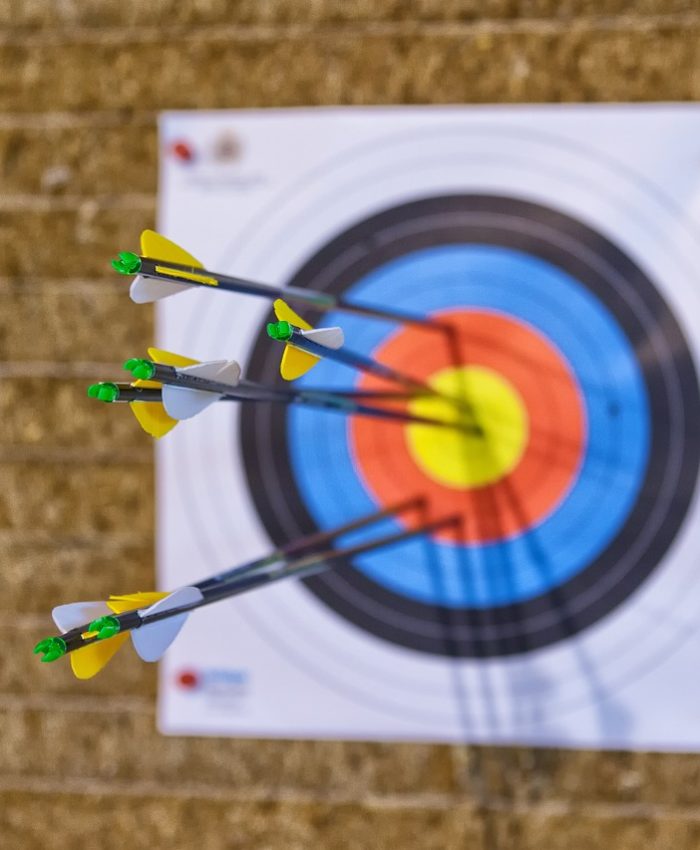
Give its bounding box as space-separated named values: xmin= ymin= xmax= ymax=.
xmin=33 ymin=637 xmax=67 ymax=663
xmin=124 ymin=358 xmax=156 ymax=380
xmin=87 ymin=382 xmax=120 ymax=403
xmin=111 ymin=251 xmax=141 ymax=275
xmin=87 ymin=615 xmax=121 ymax=640
xmin=267 ymin=320 xmax=293 ymax=342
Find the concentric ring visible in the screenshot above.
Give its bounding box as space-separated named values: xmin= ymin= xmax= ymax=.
xmin=240 ymin=194 xmax=700 ymax=658
xmin=351 ymin=308 xmax=587 ymax=545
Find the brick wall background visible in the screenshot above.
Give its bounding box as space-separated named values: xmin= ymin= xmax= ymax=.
xmin=1 ymin=2 xmax=699 ymax=848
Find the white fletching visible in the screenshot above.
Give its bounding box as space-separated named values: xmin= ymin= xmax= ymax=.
xmin=162 ymin=385 xmax=219 ymax=420
xmin=52 ymin=601 xmax=111 ymax=633
xmin=181 ymin=360 xmax=241 ymax=386
xmin=131 ymin=586 xmax=204 ymax=662
xmin=129 ymin=275 xmax=195 ymax=304
xmin=300 ymin=326 xmax=344 ymax=350
xmin=162 ymin=359 xmax=242 ymax=420
xmin=213 ymin=360 xmax=242 ymax=386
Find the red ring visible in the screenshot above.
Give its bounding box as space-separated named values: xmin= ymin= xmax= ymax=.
xmin=350 ymin=309 xmax=587 ymax=544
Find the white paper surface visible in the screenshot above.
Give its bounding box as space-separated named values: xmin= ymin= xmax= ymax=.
xmin=155 ymin=105 xmax=700 ymax=749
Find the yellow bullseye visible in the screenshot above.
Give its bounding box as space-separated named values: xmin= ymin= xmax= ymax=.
xmin=406 ymin=365 xmax=529 ymax=490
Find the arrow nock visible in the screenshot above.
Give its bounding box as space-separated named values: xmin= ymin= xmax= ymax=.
xmin=111 ymin=251 xmax=142 ymax=275
xmin=87 ymin=382 xmax=121 ymax=403
xmin=33 ymin=637 xmax=67 ymax=663
xmin=87 ymin=615 xmax=121 ymax=640
xmin=267 ymin=320 xmax=293 ymax=341
xmin=124 ymin=358 xmax=156 ymax=380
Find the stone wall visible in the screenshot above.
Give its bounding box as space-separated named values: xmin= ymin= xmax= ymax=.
xmin=1 ymin=2 xmax=699 ymax=847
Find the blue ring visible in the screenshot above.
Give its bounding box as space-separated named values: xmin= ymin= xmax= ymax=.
xmin=288 ymin=245 xmax=650 ymax=608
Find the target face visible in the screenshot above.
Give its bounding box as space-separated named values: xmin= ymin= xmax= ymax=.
xmin=241 ymin=193 xmax=699 ymax=657
xmin=158 ymin=108 xmax=700 ymax=748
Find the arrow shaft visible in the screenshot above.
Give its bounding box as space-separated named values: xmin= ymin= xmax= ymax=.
xmin=137 ymin=257 xmax=442 ymax=329
xmin=150 ymin=364 xmax=468 ymax=431
xmin=196 ymin=497 xmax=422 ymax=592
xmin=95 ymin=384 xmax=163 ymax=403
xmin=56 ymin=512 xmax=456 ymax=654
xmin=279 ymin=328 xmax=481 ymax=431
xmin=288 ymin=327 xmax=435 ymax=395
xmin=286 ymin=328 xmax=483 ymax=433
xmin=145 ymin=513 xmax=459 ymax=620
xmin=46 ymin=500 xmax=423 ymax=655
xmin=94 ymin=382 xmax=421 ymax=406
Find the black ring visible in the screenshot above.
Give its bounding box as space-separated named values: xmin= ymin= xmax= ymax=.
xmin=240 ymin=195 xmax=700 ymax=658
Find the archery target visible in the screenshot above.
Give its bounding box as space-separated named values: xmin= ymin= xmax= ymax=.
xmin=158 ymin=108 xmax=700 ymax=746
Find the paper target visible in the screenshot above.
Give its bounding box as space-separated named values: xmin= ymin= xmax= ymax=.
xmin=158 ymin=107 xmax=700 ymax=748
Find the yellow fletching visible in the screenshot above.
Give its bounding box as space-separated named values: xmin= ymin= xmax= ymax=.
xmin=140 ymin=230 xmax=217 ymax=287
xmin=280 ymin=345 xmax=320 ymax=381
xmin=107 ymin=592 xmax=169 ymax=612
xmin=273 ymin=300 xmax=320 ymax=379
xmin=141 ymin=230 xmax=203 ymax=266
xmin=70 ymin=633 xmax=130 ymax=680
xmin=129 ymin=350 xmax=199 ymax=438
xmin=147 ymin=348 xmax=199 ymax=368
xmin=273 ymin=298 xmax=312 ymax=331
xmin=130 ymin=401 xmax=177 ymax=439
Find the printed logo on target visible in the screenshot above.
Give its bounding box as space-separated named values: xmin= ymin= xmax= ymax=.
xmin=175 ymin=667 xmax=249 ymax=696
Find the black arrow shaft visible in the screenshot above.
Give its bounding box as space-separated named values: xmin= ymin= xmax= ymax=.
xmin=151 ymin=364 xmax=468 ymax=431
xmin=138 ymin=257 xmax=442 ymax=329
xmin=53 ymin=513 xmax=456 ymax=655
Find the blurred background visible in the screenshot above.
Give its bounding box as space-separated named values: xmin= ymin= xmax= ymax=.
xmin=2 ymin=2 xmax=700 ymax=848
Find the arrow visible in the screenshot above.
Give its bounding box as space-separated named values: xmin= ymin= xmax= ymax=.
xmin=88 ymin=381 xmax=422 ymax=406
xmin=34 ymin=502 xmax=454 ymax=679
xmin=107 ymin=349 xmax=472 ymax=437
xmin=267 ymin=298 xmax=440 ymax=392
xmin=267 ymin=300 xmax=482 ymax=432
xmin=36 ymin=498 xmax=424 ymax=678
xmin=89 ymin=349 xmax=266 ymax=438
xmin=112 ymin=230 xmax=442 ymax=329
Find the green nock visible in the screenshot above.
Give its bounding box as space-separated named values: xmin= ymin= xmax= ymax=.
xmin=33 ymin=637 xmax=67 ymax=663
xmin=124 ymin=358 xmax=156 ymax=380
xmin=87 ymin=382 xmax=120 ymax=403
xmin=267 ymin=320 xmax=293 ymax=341
xmin=87 ymin=615 xmax=121 ymax=640
xmin=111 ymin=251 xmax=141 ymax=275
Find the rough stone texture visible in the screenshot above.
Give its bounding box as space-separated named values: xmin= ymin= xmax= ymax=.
xmin=1 ymin=1 xmax=698 ymax=29
xmin=481 ymin=811 xmax=700 ymax=850
xmin=0 ymin=377 xmax=150 ymax=448
xmin=491 ymin=746 xmax=700 ymax=808
xmin=0 ymin=286 xmax=152 ymax=361
xmin=1 ymin=708 xmax=457 ymax=795
xmin=0 ymin=208 xmax=155 ymax=278
xmin=0 ymin=123 xmax=158 ymax=197
xmin=3 ymin=1 xmax=700 ymax=848
xmin=0 ymin=792 xmax=482 ymax=850
xmin=2 ymin=539 xmax=154 ymax=615
xmin=0 ymin=463 xmax=154 ymax=534
xmin=1 ymin=27 xmax=699 ymax=113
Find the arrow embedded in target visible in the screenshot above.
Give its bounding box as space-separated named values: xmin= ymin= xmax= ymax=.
xmin=33 ymin=505 xmax=454 ymax=679
xmin=112 ymin=230 xmax=442 ymax=328
xmin=267 ymin=299 xmax=482 ymax=430
xmin=267 ymin=298 xmax=435 ymax=392
xmin=86 ymin=348 xmax=468 ymax=437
